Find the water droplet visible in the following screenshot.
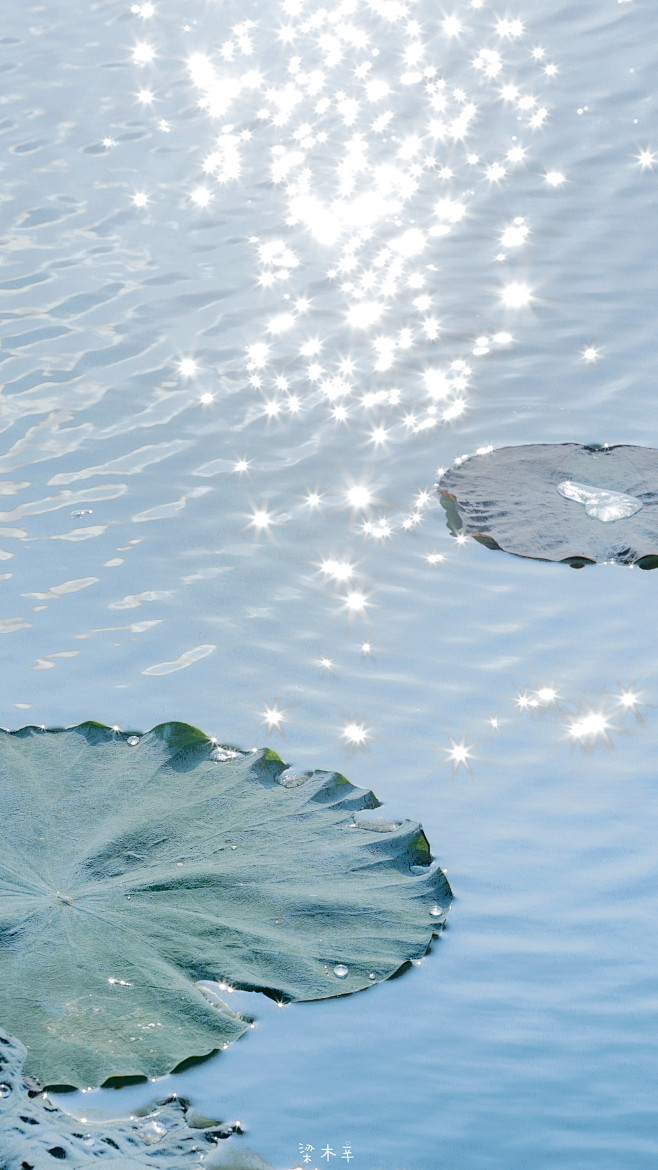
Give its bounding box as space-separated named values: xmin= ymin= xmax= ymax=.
xmin=557 ymin=479 xmax=642 ymax=522
xmin=430 ymin=905 xmax=445 ymax=918
xmin=127 ymin=736 xmax=140 ymax=745
xmin=211 ymin=746 xmax=240 ymax=761
xmin=368 ymin=973 xmax=376 ymax=981
xmin=137 ymin=1120 xmax=167 ymax=1145
xmin=231 ymin=844 xmax=237 ymax=850
xmin=0 ymin=1083 xmax=11 ymax=1097
xmin=70 ymin=509 xmax=93 ymax=519
xmin=333 ymin=963 xmax=349 ymax=979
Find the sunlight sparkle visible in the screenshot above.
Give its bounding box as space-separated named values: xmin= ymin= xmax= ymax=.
xmin=568 ymin=711 xmax=612 ymax=744
xmin=635 ymin=148 xmax=657 ymax=171
xmin=341 ymin=720 xmax=370 ymax=747
xmin=442 ymin=735 xmax=475 ymax=774
xmin=259 ymin=701 xmax=289 ymax=732
xmin=346 ymin=485 xmax=373 ymax=509
xmin=501 ymin=282 xmax=532 ymax=308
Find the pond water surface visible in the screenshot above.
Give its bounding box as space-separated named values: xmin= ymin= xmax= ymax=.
xmin=2 ymin=0 xmax=658 ymax=1167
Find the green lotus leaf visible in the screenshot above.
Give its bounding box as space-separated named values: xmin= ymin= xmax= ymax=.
xmin=438 ymin=442 xmax=658 ymax=566
xmin=0 ymin=722 xmax=451 ymax=1089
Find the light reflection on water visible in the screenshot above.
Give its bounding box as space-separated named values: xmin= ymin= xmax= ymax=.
xmin=3 ymin=0 xmax=658 ymax=1165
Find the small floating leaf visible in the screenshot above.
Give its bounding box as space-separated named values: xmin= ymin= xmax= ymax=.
xmin=438 ymin=443 xmax=658 ymax=566
xmin=0 ymin=722 xmax=451 ymax=1089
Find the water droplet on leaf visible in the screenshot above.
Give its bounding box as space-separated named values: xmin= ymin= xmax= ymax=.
xmin=211 ymin=746 xmax=240 ymax=761
xmin=557 ymin=479 xmax=642 ymax=522
xmin=137 ymin=1120 xmax=167 ymax=1145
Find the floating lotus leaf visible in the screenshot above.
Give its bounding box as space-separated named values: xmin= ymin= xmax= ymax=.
xmin=438 ymin=443 xmax=658 ymax=567
xmin=0 ymin=722 xmax=451 ymax=1090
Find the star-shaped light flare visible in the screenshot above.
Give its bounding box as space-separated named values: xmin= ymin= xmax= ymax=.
xmin=441 ymin=735 xmax=476 ymax=774
xmin=635 ymin=147 xmax=657 ymax=171
xmin=258 ymin=700 xmax=290 ymax=735
xmin=340 ymin=720 xmax=371 ymax=749
xmin=579 ymin=342 xmax=601 ymax=365
xmin=615 ymin=685 xmax=647 ymax=717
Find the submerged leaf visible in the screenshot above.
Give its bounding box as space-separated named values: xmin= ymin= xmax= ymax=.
xmin=438 ymin=443 xmax=658 ymax=567
xmin=0 ymin=1027 xmax=263 ymax=1168
xmin=0 ymin=722 xmax=451 ymax=1089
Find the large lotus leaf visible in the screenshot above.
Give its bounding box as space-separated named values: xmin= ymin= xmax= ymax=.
xmin=0 ymin=722 xmax=451 ymax=1089
xmin=438 ymin=443 xmax=658 ymax=567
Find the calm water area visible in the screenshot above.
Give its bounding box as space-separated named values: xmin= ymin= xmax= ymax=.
xmin=2 ymin=0 xmax=658 ymax=1166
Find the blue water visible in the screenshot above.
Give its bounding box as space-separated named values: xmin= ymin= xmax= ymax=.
xmin=2 ymin=0 xmax=658 ymax=1166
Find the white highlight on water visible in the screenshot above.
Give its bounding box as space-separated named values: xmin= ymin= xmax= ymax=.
xmin=557 ymin=480 xmax=643 ymax=522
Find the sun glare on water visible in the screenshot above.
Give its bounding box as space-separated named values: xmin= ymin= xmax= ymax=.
xmin=15 ymin=0 xmax=646 ymax=778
